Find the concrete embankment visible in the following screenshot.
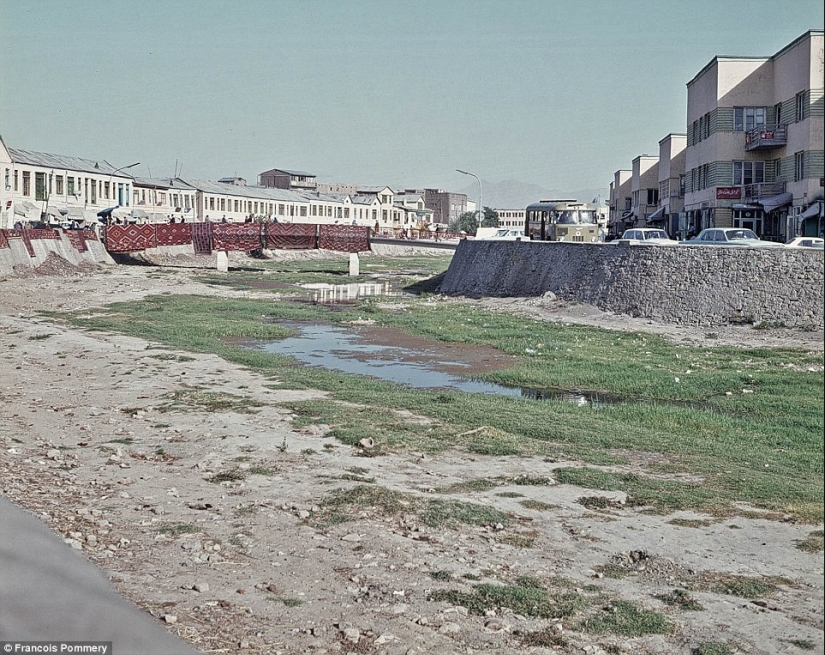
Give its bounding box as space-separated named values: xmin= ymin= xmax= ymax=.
xmin=439 ymin=240 xmax=824 ymax=329
xmin=0 ymin=231 xmax=114 ymax=277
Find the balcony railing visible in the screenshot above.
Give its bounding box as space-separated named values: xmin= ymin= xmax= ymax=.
xmin=743 ymin=182 xmax=785 ymax=201
xmin=744 ymin=124 xmax=787 ymax=151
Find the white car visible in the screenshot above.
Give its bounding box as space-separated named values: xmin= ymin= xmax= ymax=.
xmin=615 ymin=228 xmax=678 ymax=245
xmin=785 ymin=236 xmax=824 ymax=249
xmin=480 ymin=229 xmax=526 ymax=240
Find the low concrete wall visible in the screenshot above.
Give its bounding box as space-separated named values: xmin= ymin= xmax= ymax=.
xmin=0 ymin=232 xmax=114 ymax=277
xmin=440 ymin=240 xmax=825 ymax=329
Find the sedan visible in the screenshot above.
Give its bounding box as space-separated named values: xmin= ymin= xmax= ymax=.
xmin=682 ymin=228 xmax=783 ymax=247
xmin=615 ymin=228 xmax=678 ymax=245
xmin=785 ymin=236 xmax=824 ymax=249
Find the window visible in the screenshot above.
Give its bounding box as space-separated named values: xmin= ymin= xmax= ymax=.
xmin=646 ymin=189 xmax=659 ymax=205
xmin=734 ymin=107 xmax=766 ymax=132
xmin=795 ymin=92 xmax=806 ymax=121
xmin=220 ymin=198 xmax=225 ymax=211
xmin=103 ymin=181 xmax=109 ymax=199
xmin=774 ymin=102 xmax=782 ymax=126
xmin=278 ymin=204 xmax=284 ymax=215
xmin=311 ymin=205 xmax=317 ymax=216
xmin=56 ymin=176 xmax=64 ymax=195
xmin=300 ymin=206 xmax=307 ymax=217
xmin=35 ymin=172 xmax=47 ymax=201
xmin=795 ymin=151 xmax=805 ymax=181
xmin=703 ymin=112 xmax=711 ymax=139
xmin=67 ymin=177 xmax=75 ymax=195
xmin=90 ymin=179 xmax=96 ymax=204
xmin=22 ymin=172 xmax=31 ymax=196
xmin=732 ymin=161 xmax=765 ymax=186
xmin=13 ymin=170 xmax=18 ymax=192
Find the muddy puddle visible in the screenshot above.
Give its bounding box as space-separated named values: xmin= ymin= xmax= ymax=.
xmin=248 ymin=321 xmax=613 ymax=406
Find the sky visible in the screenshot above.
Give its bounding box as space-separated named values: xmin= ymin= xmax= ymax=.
xmin=1 ymin=0 xmax=823 ymax=197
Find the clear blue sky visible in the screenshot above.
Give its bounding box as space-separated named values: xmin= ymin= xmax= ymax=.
xmin=1 ymin=1 xmax=822 ymax=195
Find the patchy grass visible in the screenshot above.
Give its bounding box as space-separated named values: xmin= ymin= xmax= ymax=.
xmin=311 ymin=484 xmax=509 ymax=531
xmin=430 ymin=577 xmax=588 ymax=619
xmin=578 ymin=600 xmax=672 ymax=637
xmin=668 ymin=518 xmax=715 ymax=528
xmin=53 ymin=283 xmax=824 ymax=523
xmin=156 ymin=522 xmax=201 ymax=537
xmin=795 ymin=529 xmax=824 ymax=553
xmin=207 ymin=469 xmax=247 ymax=484
xmin=158 ymin=386 xmax=265 ymax=414
xmin=578 ymin=495 xmax=626 ymax=511
xmin=520 ymin=499 xmax=560 ymax=511
xmin=655 ymin=589 xmax=704 ymax=611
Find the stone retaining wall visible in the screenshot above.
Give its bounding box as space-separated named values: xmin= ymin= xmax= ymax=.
xmin=440 ymin=241 xmax=824 ymax=329
xmin=0 ymin=231 xmax=113 ymax=277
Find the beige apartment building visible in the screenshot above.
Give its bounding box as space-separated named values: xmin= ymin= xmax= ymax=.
xmin=684 ymin=30 xmax=824 ymax=240
xmin=631 ymin=155 xmax=660 ymax=228
xmin=608 ymin=169 xmax=632 ymax=237
xmin=654 ymin=133 xmax=687 ymax=237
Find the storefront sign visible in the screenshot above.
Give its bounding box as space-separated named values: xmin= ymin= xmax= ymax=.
xmin=716 ymin=187 xmax=742 ymax=200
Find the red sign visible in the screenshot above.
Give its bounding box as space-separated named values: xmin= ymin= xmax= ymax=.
xmin=716 ymin=187 xmax=742 ymax=200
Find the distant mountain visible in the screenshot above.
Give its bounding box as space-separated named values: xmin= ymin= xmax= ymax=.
xmin=457 ymin=179 xmax=608 ymax=210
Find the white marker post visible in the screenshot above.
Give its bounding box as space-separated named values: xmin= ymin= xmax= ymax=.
xmin=349 ymin=252 xmax=360 ymax=277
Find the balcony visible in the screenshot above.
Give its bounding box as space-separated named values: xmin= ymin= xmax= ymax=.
xmin=743 ymin=182 xmax=786 ymax=202
xmin=744 ymin=124 xmax=787 ymax=151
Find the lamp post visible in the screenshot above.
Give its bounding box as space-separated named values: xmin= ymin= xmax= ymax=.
xmin=456 ymin=169 xmax=482 ymax=226
xmin=110 ymin=162 xmax=140 ymax=208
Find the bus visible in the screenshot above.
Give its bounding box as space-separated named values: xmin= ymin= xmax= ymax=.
xmin=524 ymin=199 xmax=601 ymax=242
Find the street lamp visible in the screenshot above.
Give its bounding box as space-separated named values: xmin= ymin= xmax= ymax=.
xmin=456 ymin=169 xmax=482 ymax=226
xmin=109 ymin=162 xmax=140 ymax=208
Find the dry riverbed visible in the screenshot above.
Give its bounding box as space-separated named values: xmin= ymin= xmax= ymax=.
xmin=0 ymin=254 xmax=822 ymax=655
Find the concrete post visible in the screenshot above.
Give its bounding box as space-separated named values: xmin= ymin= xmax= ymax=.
xmin=349 ymin=252 xmax=360 ymax=277
xmin=216 ymin=250 xmax=229 ymax=272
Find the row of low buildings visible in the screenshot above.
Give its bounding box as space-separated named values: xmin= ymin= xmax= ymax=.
xmin=609 ymin=29 xmax=824 ymax=241
xmin=0 ymin=137 xmax=471 ymax=232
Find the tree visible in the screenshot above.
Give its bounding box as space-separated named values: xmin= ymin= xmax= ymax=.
xmin=480 ymin=207 xmax=499 ymax=228
xmin=450 ymin=207 xmax=500 ymax=235
xmin=451 ymin=211 xmax=479 ymax=235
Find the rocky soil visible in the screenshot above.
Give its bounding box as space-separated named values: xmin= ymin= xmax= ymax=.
xmin=0 ymin=253 xmax=822 ymax=655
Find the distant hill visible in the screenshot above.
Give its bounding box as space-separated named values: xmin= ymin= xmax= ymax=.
xmin=458 ymin=179 xmax=608 ymax=210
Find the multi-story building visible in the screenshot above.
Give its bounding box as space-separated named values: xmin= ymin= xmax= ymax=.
xmin=493 ymin=209 xmax=526 ymax=230
xmin=631 ymin=155 xmax=660 ymax=228
xmin=608 ymin=169 xmax=632 ymax=237
xmin=258 ymin=168 xmax=317 ymax=192
xmin=684 ymin=30 xmax=823 ymax=241
xmin=422 ymin=188 xmax=467 ymax=227
xmin=0 ymin=136 xmax=136 ymax=229
xmin=653 ymin=133 xmax=687 ymax=237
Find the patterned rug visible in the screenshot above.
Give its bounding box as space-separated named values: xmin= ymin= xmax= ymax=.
xmin=318 ymin=225 xmax=369 ymax=253
xmin=156 ymin=223 xmax=193 ymax=247
xmin=0 ymin=230 xmax=8 ymax=249
xmin=65 ymin=230 xmax=88 ymax=252
xmin=105 ymin=225 xmax=157 ymax=252
xmin=265 ymin=223 xmax=318 ymax=249
xmin=190 ymin=222 xmax=213 ymax=254
xmin=212 ymin=223 xmax=263 ymax=251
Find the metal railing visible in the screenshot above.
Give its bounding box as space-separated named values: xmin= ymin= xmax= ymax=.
xmin=743 ymin=182 xmax=785 ymax=201
xmin=745 ymin=124 xmax=787 ymax=151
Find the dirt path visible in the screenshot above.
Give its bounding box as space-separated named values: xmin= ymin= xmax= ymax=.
xmin=0 ymin=259 xmax=822 ymax=655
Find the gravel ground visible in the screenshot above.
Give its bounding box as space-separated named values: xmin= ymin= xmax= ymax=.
xmin=0 ymin=254 xmax=822 ymax=655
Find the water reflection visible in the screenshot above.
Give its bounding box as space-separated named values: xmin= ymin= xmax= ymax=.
xmin=250 ymin=322 xmax=609 ymax=407
xmin=299 ymin=281 xmax=408 ymax=304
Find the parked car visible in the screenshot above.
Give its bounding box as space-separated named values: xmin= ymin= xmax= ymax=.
xmin=615 ymin=228 xmax=678 ymax=245
xmin=682 ymin=228 xmax=782 ymax=247
xmin=479 ymin=228 xmax=526 ymax=240
xmin=785 ymin=236 xmax=824 ymax=249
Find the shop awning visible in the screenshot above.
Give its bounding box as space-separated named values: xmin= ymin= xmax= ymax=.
xmin=758 ymin=192 xmax=793 ymax=213
xmin=800 ymin=200 xmax=823 ymax=219
xmin=45 ymin=206 xmax=65 ymax=219
xmin=130 ymin=208 xmax=149 ymax=219
xmin=66 ymin=206 xmax=85 ymax=218
xmin=731 ymin=203 xmax=761 ymax=210
xmin=646 ymin=207 xmax=665 ymax=222
xmin=97 ymin=206 xmax=120 ymax=217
